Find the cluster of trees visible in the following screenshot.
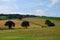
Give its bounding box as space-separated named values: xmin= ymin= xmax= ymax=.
xmin=4 ymin=19 xmax=55 ymax=29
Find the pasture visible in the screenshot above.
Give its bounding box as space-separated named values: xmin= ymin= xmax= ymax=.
xmin=0 ymin=17 xmax=60 ymax=40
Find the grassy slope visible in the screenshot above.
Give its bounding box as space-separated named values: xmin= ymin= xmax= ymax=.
xmin=0 ymin=17 xmax=60 ymax=40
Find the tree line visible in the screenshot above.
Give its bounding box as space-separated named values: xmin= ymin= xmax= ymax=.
xmin=0 ymin=14 xmax=59 ymax=20
xmin=0 ymin=14 xmax=37 ymax=20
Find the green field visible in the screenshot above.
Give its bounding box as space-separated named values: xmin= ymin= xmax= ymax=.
xmin=0 ymin=17 xmax=60 ymax=40
xmin=0 ymin=28 xmax=60 ymax=40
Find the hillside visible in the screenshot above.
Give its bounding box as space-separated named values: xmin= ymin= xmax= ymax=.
xmin=0 ymin=17 xmax=60 ymax=29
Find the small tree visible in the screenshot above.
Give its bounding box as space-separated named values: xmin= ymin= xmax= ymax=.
xmin=21 ymin=21 xmax=29 ymax=29
xmin=5 ymin=21 xmax=15 ymax=29
xmin=45 ymin=20 xmax=55 ymax=27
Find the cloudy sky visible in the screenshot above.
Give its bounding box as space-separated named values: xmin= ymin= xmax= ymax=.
xmin=0 ymin=0 xmax=60 ymax=17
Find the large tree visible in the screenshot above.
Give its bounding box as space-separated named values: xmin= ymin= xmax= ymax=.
xmin=21 ymin=21 xmax=29 ymax=29
xmin=5 ymin=21 xmax=15 ymax=29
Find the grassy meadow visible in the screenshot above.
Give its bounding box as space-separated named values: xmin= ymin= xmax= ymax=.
xmin=0 ymin=17 xmax=60 ymax=40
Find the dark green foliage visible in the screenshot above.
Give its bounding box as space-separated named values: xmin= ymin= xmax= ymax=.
xmin=0 ymin=14 xmax=60 ymax=20
xmin=45 ymin=20 xmax=51 ymax=24
xmin=45 ymin=20 xmax=55 ymax=27
xmin=21 ymin=21 xmax=29 ymax=29
xmin=5 ymin=21 xmax=15 ymax=29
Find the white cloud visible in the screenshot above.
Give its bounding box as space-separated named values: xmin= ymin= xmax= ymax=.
xmin=0 ymin=5 xmax=20 ymax=14
xmin=32 ymin=10 xmax=45 ymax=16
xmin=47 ymin=0 xmax=59 ymax=8
xmin=36 ymin=10 xmax=44 ymax=14
xmin=21 ymin=2 xmax=44 ymax=8
xmin=0 ymin=5 xmax=30 ymax=15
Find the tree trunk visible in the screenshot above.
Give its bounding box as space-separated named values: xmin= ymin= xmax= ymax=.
xmin=8 ymin=26 xmax=12 ymax=29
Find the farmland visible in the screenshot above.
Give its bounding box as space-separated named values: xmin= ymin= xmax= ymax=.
xmin=0 ymin=17 xmax=60 ymax=40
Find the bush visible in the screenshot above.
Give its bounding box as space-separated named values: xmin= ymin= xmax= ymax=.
xmin=45 ymin=20 xmax=55 ymax=27
xmin=21 ymin=21 xmax=29 ymax=29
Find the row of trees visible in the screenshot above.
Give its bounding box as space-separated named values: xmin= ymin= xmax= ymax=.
xmin=0 ymin=14 xmax=37 ymax=20
xmin=4 ymin=20 xmax=55 ymax=29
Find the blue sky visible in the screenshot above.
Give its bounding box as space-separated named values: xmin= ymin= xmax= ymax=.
xmin=0 ymin=0 xmax=60 ymax=17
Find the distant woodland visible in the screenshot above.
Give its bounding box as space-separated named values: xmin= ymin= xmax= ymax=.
xmin=0 ymin=14 xmax=60 ymax=20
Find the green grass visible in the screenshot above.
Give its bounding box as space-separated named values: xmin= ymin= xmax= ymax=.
xmin=0 ymin=17 xmax=60 ymax=40
xmin=0 ymin=27 xmax=60 ymax=40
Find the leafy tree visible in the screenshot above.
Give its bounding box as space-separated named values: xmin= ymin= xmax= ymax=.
xmin=21 ymin=21 xmax=29 ymax=29
xmin=5 ymin=21 xmax=15 ymax=29
xmin=45 ymin=20 xmax=55 ymax=26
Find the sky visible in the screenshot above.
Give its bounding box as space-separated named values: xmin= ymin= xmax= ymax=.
xmin=0 ymin=0 xmax=60 ymax=17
